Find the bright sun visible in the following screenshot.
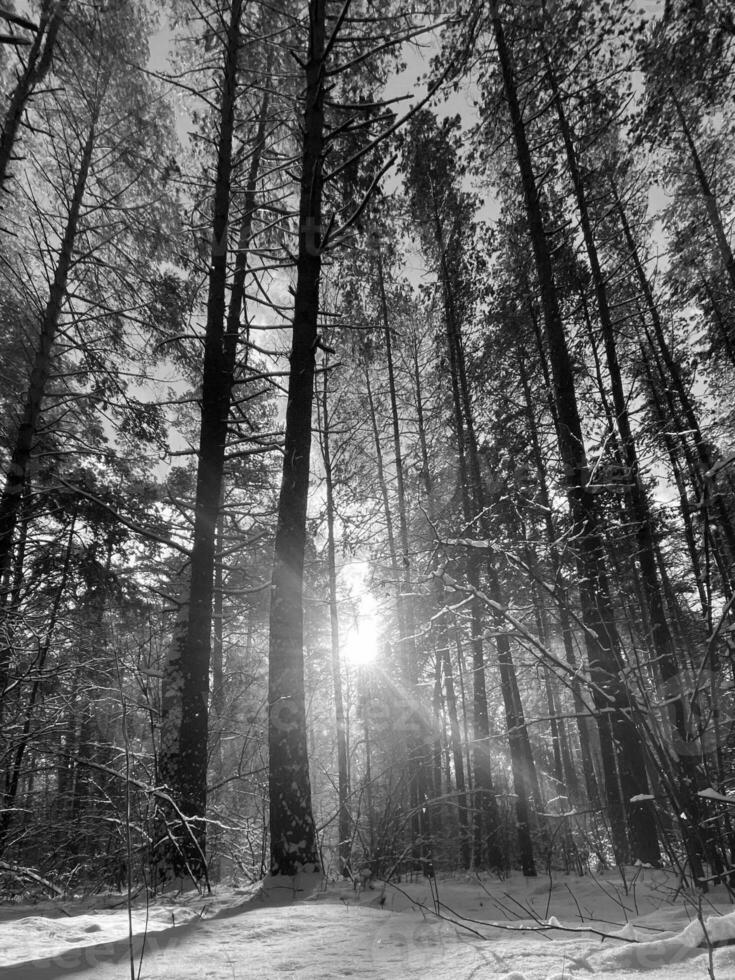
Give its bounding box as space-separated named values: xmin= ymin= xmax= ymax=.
xmin=342 ymin=585 xmax=378 ymax=667
xmin=344 ymin=627 xmax=377 ymax=667
xmin=339 ymin=563 xmax=379 ymax=667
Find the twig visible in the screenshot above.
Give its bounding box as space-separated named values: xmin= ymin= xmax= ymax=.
xmin=697 ymin=894 xmax=717 ymax=980
xmin=0 ymin=861 xmax=63 ymax=897
xmin=385 ymin=877 xmax=644 ymax=944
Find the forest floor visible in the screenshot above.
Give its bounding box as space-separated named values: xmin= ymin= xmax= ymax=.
xmin=1 ymin=866 xmax=735 ymax=978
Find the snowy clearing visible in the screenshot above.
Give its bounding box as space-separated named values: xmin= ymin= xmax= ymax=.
xmin=2 ymin=869 xmax=735 ymax=979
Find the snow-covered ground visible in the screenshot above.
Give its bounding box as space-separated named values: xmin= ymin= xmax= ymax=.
xmin=2 ymin=867 xmax=735 ymax=978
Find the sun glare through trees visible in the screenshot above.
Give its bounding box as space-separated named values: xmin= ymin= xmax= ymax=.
xmin=344 ymin=597 xmax=378 ymax=669
xmin=3 ymin=4 xmax=735 ymax=967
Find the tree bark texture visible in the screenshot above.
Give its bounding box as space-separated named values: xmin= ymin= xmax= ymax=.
xmin=158 ymin=0 xmax=243 ymax=880
xmin=267 ymin=0 xmax=325 ymax=876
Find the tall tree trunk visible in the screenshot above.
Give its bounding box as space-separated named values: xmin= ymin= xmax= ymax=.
xmin=224 ymin=72 xmax=271 ymax=371
xmin=524 ymin=532 xmax=574 ymax=803
xmin=614 ymin=185 xmax=735 ymax=572
xmin=320 ymin=364 xmax=351 ymax=877
xmin=361 ymin=670 xmax=376 ymax=868
xmin=490 ymin=9 xmax=659 ymax=866
xmin=195 ymin=76 xmax=270 ymax=805
xmin=211 ymin=504 xmax=226 ymax=781
xmin=669 ymin=90 xmax=735 ymax=296
xmin=438 ymin=241 xmax=502 ymax=868
xmin=158 ymin=0 xmax=243 ymax=881
xmin=0 ymin=512 xmax=76 ymax=856
xmin=0 ymin=1 xmax=68 ymax=192
xmin=376 ymin=243 xmax=417 ymax=685
xmin=267 ymin=0 xmax=325 ymax=876
xmin=699 ymin=272 xmax=735 ymax=367
xmin=363 ymin=362 xmax=416 ymax=858
xmin=548 ymin=60 xmax=704 ymax=873
xmin=8 ymin=482 xmax=30 ymax=610
xmin=0 ymin=110 xmax=98 ymax=730
xmin=0 ymin=116 xmax=95 ymax=593
xmin=412 ymin=341 xmax=471 ymax=867
xmin=639 ymin=344 xmax=709 ymax=616
xmin=364 ymin=364 xmax=400 ymax=574
xmin=375 ymin=243 xmax=429 ymax=857
xmin=524 ymin=317 xmax=603 ymax=811
xmin=453 ymin=626 xmax=475 ymax=804
xmin=432 ymin=189 xmax=538 ymax=875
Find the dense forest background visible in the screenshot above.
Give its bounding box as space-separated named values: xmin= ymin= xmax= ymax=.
xmin=1 ymin=0 xmax=735 ymax=896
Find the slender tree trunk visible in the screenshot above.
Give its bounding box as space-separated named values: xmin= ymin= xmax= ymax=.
xmin=525 ymin=532 xmax=576 ymax=804
xmin=267 ymin=0 xmax=325 ymax=876
xmin=432 ymin=188 xmax=538 ymax=875
xmin=0 ymin=117 xmax=95 ymax=593
xmin=70 ymin=540 xmax=115 ymax=838
xmin=8 ymin=482 xmax=30 ymax=610
xmin=491 ymin=9 xmax=659 ymax=865
xmin=211 ymin=504 xmax=225 ymax=775
xmin=699 ymin=272 xmax=735 ymax=368
xmin=614 ymin=186 xmax=735 ymax=572
xmin=516 ymin=353 xmax=589 ymax=808
xmin=639 ymin=317 xmax=735 ymax=687
xmin=431 ymin=652 xmax=444 ymax=815
xmin=412 ymin=341 xmax=471 ymax=867
xmin=363 ymin=363 xmax=417 ymax=859
xmin=548 ymin=62 xmax=705 ymax=873
xmin=224 ymin=76 xmax=271 ymax=371
xmin=375 ymin=243 xmax=429 ymax=857
xmin=670 ymin=90 xmax=735 ymax=296
xmin=437 ymin=243 xmax=502 ymax=868
xmin=524 ymin=318 xmax=603 ymax=811
xmin=198 ymin=79 xmax=270 ymax=809
xmin=0 ymin=512 xmax=76 ymax=856
xmin=639 ymin=345 xmax=709 ymax=616
xmin=0 ymin=111 xmax=98 ymax=738
xmin=361 ymin=671 xmax=376 ymax=868
xmin=364 ymin=364 xmax=400 ymax=574
xmin=376 ymin=244 xmax=417 ymax=684
xmin=363 ymin=358 xmax=411 ymax=701
xmin=0 ymin=483 xmax=30 ymax=725
xmin=320 ymin=365 xmax=351 ymax=877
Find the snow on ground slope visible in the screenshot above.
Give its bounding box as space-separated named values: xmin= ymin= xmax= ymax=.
xmin=1 ymin=869 xmax=735 ymax=979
